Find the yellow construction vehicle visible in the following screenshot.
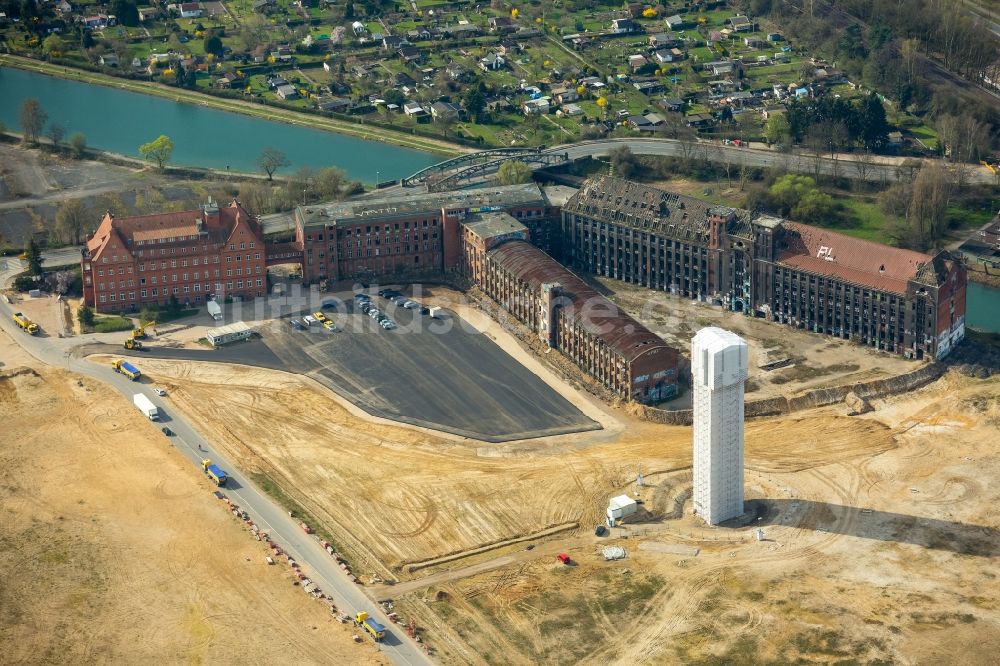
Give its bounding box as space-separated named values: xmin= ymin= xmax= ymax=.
xmin=201 ymin=459 xmax=228 ymax=486
xmin=132 ymin=320 xmax=156 ymax=340
xmin=124 ymin=337 xmax=143 ymax=350
xmin=12 ymin=312 xmax=40 ymax=335
xmin=353 ymin=612 xmax=386 ymax=641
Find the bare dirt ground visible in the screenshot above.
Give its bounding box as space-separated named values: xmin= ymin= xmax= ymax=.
xmin=596 ymin=276 xmax=918 ymax=404
xmin=0 ymin=330 xmax=385 ymax=666
xmin=132 ymin=348 xmax=1000 ymax=665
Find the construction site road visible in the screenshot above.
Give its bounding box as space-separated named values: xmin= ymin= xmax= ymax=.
xmin=0 ymin=262 xmax=432 ymax=666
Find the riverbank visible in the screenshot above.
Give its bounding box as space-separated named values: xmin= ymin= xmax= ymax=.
xmin=0 ymin=54 xmax=467 ymax=159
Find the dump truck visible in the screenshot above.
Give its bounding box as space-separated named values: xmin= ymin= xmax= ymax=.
xmin=201 ymin=459 xmax=228 ymax=486
xmin=354 ymin=612 xmax=386 ymax=641
xmin=12 ymin=312 xmax=39 ymax=335
xmin=133 ymin=393 xmax=159 ymax=420
xmin=112 ymin=359 xmax=141 ymax=381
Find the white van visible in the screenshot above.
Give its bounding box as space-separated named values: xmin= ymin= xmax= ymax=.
xmin=303 ymin=315 xmax=318 ymax=326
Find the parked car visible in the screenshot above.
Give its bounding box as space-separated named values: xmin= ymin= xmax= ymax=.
xmin=323 ymin=320 xmax=337 ymax=331
xmin=354 ymin=293 xmax=371 ymax=301
xmin=403 ymin=300 xmax=418 ymax=309
xmin=321 ymin=301 xmax=337 ymax=310
xmin=380 ymin=320 xmax=396 ymax=330
xmin=420 ymin=307 xmax=431 ymax=315
xmin=290 ymin=319 xmax=305 ymax=330
xmin=359 ymin=303 xmax=372 ymax=314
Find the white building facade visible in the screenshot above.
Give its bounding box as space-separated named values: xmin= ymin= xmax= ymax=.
xmin=691 ymin=327 xmax=748 ymax=525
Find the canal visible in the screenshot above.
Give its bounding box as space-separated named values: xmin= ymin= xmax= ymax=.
xmin=967 ymin=281 xmax=1000 ymax=333
xmin=0 ymin=66 xmax=439 ymax=182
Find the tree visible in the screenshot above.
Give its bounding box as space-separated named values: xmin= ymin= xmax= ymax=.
xmin=25 ymin=238 xmax=43 ymax=276
xmin=43 ymin=34 xmax=63 ymax=57
xmin=609 ymin=145 xmax=640 ymax=179
xmin=791 ymin=189 xmax=838 ymax=225
xmin=47 ymin=122 xmax=65 ymax=148
xmin=383 ymin=89 xmax=406 ymax=108
xmin=857 ymin=93 xmax=889 ymax=151
xmin=837 ymin=23 xmax=867 ymax=60
xmin=55 ymin=199 xmax=89 ymax=244
xmin=111 ymin=0 xmax=140 ymax=26
xmin=315 ymin=166 xmax=346 ymax=200
xmin=764 ymin=114 xmax=790 ymax=146
xmin=19 ymin=98 xmax=47 ymax=145
xmin=906 ymin=162 xmax=952 ymax=249
xmin=769 ymin=174 xmax=817 ymax=215
xmin=462 ymin=88 xmax=485 ymax=123
xmin=257 ymin=147 xmax=290 ymax=180
xmin=68 ymin=132 xmax=87 ymax=159
xmin=138 ymin=135 xmax=174 ymax=168
xmin=497 ymin=160 xmax=532 ymax=185
xmin=78 ymin=304 xmax=95 ymax=328
xmin=204 ymin=33 xmax=224 ymax=57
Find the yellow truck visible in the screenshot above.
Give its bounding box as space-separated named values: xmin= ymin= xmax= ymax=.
xmin=201 ymin=459 xmax=228 ymax=486
xmin=353 ymin=612 xmax=386 ymax=641
xmin=112 ymin=359 xmax=142 ymax=381
xmin=12 ymin=312 xmax=39 ymax=335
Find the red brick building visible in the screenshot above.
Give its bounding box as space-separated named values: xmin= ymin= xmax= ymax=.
xmin=81 ymin=201 xmax=267 ymax=313
xmin=292 ymin=184 xmax=555 ymax=283
xmin=461 ymin=212 xmax=681 ymax=403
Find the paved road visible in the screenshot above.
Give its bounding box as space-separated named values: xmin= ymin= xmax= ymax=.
xmin=409 ymin=138 xmax=996 ymax=190
xmin=0 ymin=258 xmax=433 ymax=666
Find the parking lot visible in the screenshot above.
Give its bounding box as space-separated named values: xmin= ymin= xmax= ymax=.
xmin=264 ymin=293 xmax=600 ymax=442
xmin=101 ymin=290 xmax=600 ymax=442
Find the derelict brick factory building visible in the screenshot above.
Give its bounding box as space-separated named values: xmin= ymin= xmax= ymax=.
xmin=560 ymin=176 xmax=966 ymax=360
xmin=81 ymin=201 xmax=267 ymax=312
xmin=82 ymin=176 xmax=966 ymax=402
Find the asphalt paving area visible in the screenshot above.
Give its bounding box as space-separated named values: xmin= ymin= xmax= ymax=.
xmin=94 ymin=303 xmax=600 ymax=442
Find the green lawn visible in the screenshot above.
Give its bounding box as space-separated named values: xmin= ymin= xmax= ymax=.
xmin=91 ymin=315 xmax=135 ymax=333
xmin=838 ymin=198 xmax=897 ymax=244
xmin=908 ymin=124 xmax=938 ymax=150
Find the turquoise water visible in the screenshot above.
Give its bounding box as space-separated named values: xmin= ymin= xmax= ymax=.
xmin=967 ymin=281 xmax=1000 ymax=333
xmin=0 ymin=66 xmax=439 ymax=182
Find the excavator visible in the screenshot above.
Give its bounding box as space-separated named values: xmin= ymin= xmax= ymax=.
xmin=131 ymin=320 xmax=156 ymax=339
xmin=124 ymin=319 xmax=155 ymax=349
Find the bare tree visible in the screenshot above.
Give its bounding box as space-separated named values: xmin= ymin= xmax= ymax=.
xmin=906 ymin=161 xmax=953 ymax=249
xmin=257 ymin=147 xmax=291 ymax=181
xmin=851 ymin=150 xmax=877 ymax=190
xmin=47 ymin=123 xmax=65 ymax=150
xmin=55 ymin=198 xmax=90 ymax=245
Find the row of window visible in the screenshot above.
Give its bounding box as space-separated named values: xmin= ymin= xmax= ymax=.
xmin=97 ymin=279 xmax=264 ymax=304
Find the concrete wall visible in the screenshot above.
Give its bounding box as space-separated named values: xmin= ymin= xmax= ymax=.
xmin=635 ymin=362 xmax=946 ymax=426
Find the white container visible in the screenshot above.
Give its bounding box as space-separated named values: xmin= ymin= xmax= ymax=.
xmin=133 ymin=393 xmax=159 ymax=421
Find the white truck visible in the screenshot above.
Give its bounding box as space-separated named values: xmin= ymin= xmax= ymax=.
xmin=207 ymin=299 xmax=223 ymax=320
xmin=133 ymin=393 xmax=160 ymax=421
xmin=427 ymin=306 xmax=442 ymax=319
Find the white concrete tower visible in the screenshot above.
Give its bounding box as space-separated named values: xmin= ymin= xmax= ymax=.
xmin=691 ymin=327 xmax=748 ymax=525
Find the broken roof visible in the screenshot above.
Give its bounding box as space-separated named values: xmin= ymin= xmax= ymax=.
xmin=488 ymin=240 xmax=674 ymax=364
